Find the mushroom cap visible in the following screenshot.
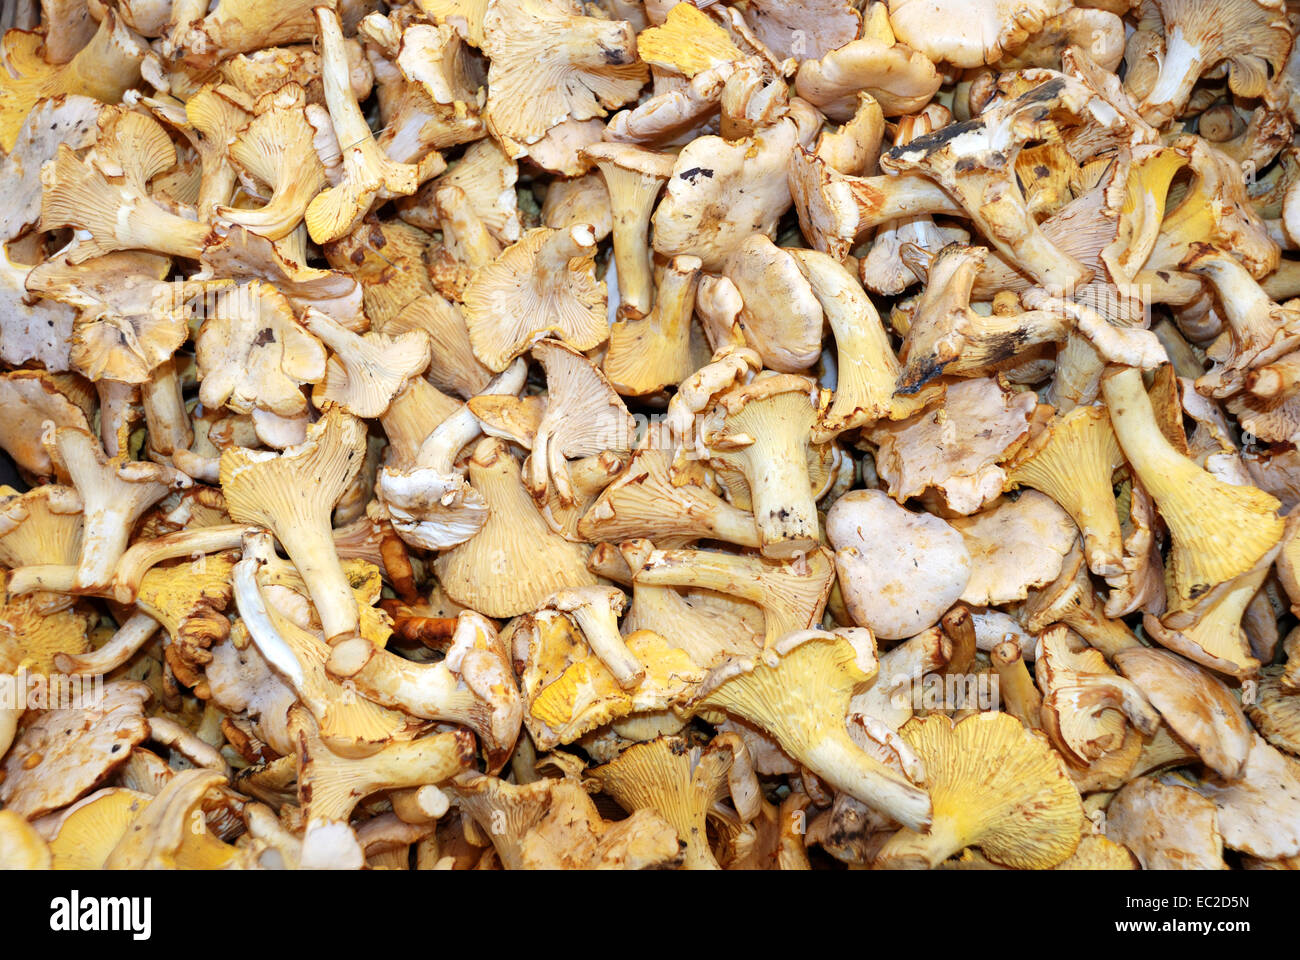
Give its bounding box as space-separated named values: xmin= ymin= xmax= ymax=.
xmin=869 ymin=377 xmax=1037 ymax=515
xmin=196 ymin=280 xmax=328 ymax=417
xmin=886 ymin=0 xmax=1073 ymax=69
xmin=826 ymin=489 xmax=972 ymax=640
xmin=462 ymin=225 xmax=608 ymax=371
xmin=950 ymin=491 xmax=1078 ymax=606
xmin=1053 ymin=833 xmax=1138 ymax=870
xmin=741 ymin=0 xmax=860 ymax=61
xmin=1105 ymin=776 xmax=1226 ymax=869
xmin=876 ymin=711 xmax=1084 ymax=869
xmin=1114 ymin=647 xmax=1253 ymax=779
xmin=433 ymin=438 xmax=598 ymax=617
xmin=795 ymin=37 xmax=941 ymax=120
xmin=0 ymin=680 xmax=151 ymax=819
xmin=1190 ymin=734 xmax=1300 ymax=860
xmin=652 ymin=117 xmax=809 ymax=271
xmin=1247 ymin=667 xmax=1300 ymax=756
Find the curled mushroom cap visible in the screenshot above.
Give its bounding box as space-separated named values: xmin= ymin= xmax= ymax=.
xmin=652 ymin=116 xmax=814 ymax=272
xmin=875 ymin=711 xmax=1084 ymax=869
xmin=1134 ymin=0 xmax=1292 ymax=127
xmin=1114 ymin=647 xmax=1253 ymax=779
xmin=869 ymin=377 xmax=1037 ymax=516
xmin=794 ymin=30 xmax=941 ymax=120
xmin=827 ymin=490 xmax=972 ymax=640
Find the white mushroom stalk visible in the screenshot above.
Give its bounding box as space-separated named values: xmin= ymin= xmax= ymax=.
xmin=305 ymin=7 xmax=419 ymax=243
xmin=54 ymin=427 xmax=191 ymax=593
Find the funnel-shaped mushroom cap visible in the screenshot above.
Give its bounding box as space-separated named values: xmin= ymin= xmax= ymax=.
xmin=196 ymin=280 xmax=328 ymax=418
xmin=1134 ymin=0 xmax=1291 ymax=126
xmin=434 ymin=438 xmax=598 ymax=618
xmin=54 ymin=426 xmax=190 ymax=592
xmin=102 ymin=768 xmax=246 ymax=869
xmin=592 ymin=734 xmax=756 ymax=870
xmin=1105 ymin=366 xmax=1284 ymax=602
xmin=1248 ymin=668 xmax=1300 ymax=756
xmin=1004 ymin=405 xmax=1125 ymax=577
xmin=578 ymin=450 xmax=761 ymax=548
xmin=45 ymin=789 xmax=152 ymax=869
xmin=699 ymin=374 xmax=825 ymax=559
xmin=690 ymin=630 xmax=933 ymax=832
xmin=0 ymin=371 xmax=93 ymax=478
xmin=462 ymin=225 xmax=608 ymax=371
xmin=875 ymin=711 xmax=1084 ymax=869
xmin=480 ymin=0 xmax=646 ymax=150
xmin=221 ymin=406 xmax=367 ymax=646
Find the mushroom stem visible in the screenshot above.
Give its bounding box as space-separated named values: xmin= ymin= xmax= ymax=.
xmin=7 ymin=564 xmax=76 ymax=596
xmin=140 ymin=358 xmax=193 ymax=458
xmin=53 ymin=612 xmax=160 ymax=676
xmin=873 ymin=816 xmax=964 ymax=869
xmin=743 ymin=429 xmax=819 ymax=559
xmin=991 ymin=639 xmax=1041 ymax=729
xmin=0 ymin=700 xmax=20 ymax=759
xmin=535 ymin=224 xmax=595 ymax=278
xmin=1247 ymin=349 xmax=1300 ymax=399
xmin=568 ymin=601 xmax=644 ymax=690
xmin=232 ymin=551 xmax=307 ymax=692
xmin=1046 ymin=333 xmax=1104 ymax=412
xmin=799 ymin=724 xmax=932 ymax=832
xmin=113 ymin=523 xmax=251 ymax=603
xmin=1137 ymin=30 xmax=1202 ymax=127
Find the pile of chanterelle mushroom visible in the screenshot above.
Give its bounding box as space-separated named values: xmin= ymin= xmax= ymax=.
xmin=3 ymin=0 xmax=1300 ymax=871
